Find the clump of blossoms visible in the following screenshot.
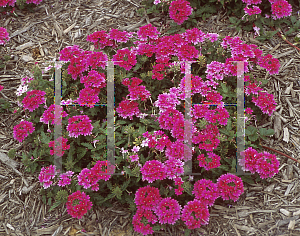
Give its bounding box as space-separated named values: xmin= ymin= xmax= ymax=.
xmin=192 ymin=179 xmax=219 ymax=206
xmin=239 ymin=147 xmax=280 ymax=179
xmin=13 ymin=120 xmax=35 ymax=142
xmin=57 ymin=171 xmax=74 ymax=187
xmin=153 ymin=197 xmax=182 ymax=225
xmin=0 ymin=27 xmax=10 ymax=45
xmin=48 ymin=136 xmax=70 ymax=157
xmin=181 ymin=199 xmax=210 ymax=230
xmin=66 ymin=115 xmax=93 ymax=138
xmin=66 ymin=190 xmax=93 ymax=219
xmin=38 ymin=165 xmax=59 ymax=189
xmin=0 ymin=85 xmax=3 ymax=92
xmin=133 ymin=186 xmax=162 ymax=235
xmin=140 ymin=160 xmax=167 ymax=183
xmin=169 ymin=0 xmax=193 ymax=25
xmin=22 ymin=90 xmax=46 ymax=112
xmin=217 ymin=173 xmax=244 ymax=202
xmin=77 ymin=160 xmax=113 ymax=191
xmin=40 ymin=104 xmax=69 ymax=125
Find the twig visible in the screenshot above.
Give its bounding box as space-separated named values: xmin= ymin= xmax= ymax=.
xmin=270 ymin=26 xmax=300 ymax=52
xmin=261 ymin=145 xmax=300 ymax=164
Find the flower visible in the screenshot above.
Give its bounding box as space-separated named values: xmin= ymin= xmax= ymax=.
xmin=38 ymin=165 xmax=59 ymax=189
xmin=0 ymin=27 xmax=10 ymax=45
xmin=66 ymin=191 xmax=93 ymax=219
xmin=271 ymin=0 xmax=292 ymax=19
xmin=134 ymin=186 xmax=162 ymax=211
xmin=153 ymin=197 xmax=182 ymax=225
xmin=66 ymin=115 xmax=93 ymax=138
xmin=132 ymin=208 xmax=158 ymax=235
xmin=181 ymin=199 xmax=210 ymax=229
xmin=193 ymin=179 xmax=219 ymax=206
xmin=13 ymin=120 xmax=35 ymax=142
xmin=253 ymin=26 xmax=260 ymax=36
xmin=217 ymin=173 xmax=244 ymax=202
xmin=197 ymin=152 xmax=221 ymax=170
xmin=0 ymin=85 xmax=3 ymax=92
xmin=57 ymin=171 xmax=74 ymax=187
xmin=140 ymin=160 xmax=167 ymax=183
xmin=48 ymin=136 xmax=70 ymax=157
xmin=169 ymin=0 xmax=193 ymax=25
xmin=22 ymin=90 xmax=46 ymax=112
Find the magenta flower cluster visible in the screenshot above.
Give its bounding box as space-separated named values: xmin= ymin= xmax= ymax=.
xmin=239 ymin=147 xmax=280 ymax=179
xmin=0 ymin=27 xmax=9 ymax=45
xmin=66 ymin=190 xmax=93 ymax=219
xmin=133 ymin=186 xmax=182 ymax=235
xmin=168 ymin=0 xmax=193 ymax=25
xmin=66 ymin=115 xmax=93 ymax=138
xmin=13 ymin=120 xmax=35 ymax=142
xmin=241 ymin=0 xmax=292 ymax=19
xmin=22 ymin=90 xmax=46 ymax=112
xmin=0 ymin=0 xmax=42 ymax=7
xmin=40 ymin=104 xmax=69 ymax=125
xmin=48 ymin=136 xmax=70 ymax=157
xmin=38 ymin=165 xmax=60 ymax=189
xmin=77 ymin=160 xmax=114 ymax=191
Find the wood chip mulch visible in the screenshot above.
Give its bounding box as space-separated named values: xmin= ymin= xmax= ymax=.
xmin=1 ymin=0 xmax=300 ymax=235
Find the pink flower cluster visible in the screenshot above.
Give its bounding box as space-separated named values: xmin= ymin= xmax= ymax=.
xmin=244 ymin=5 xmax=261 ymax=15
xmin=241 ymin=0 xmax=292 ymax=19
xmin=48 ymin=136 xmax=70 ymax=157
xmin=40 ymin=104 xmax=68 ymax=125
xmin=13 ymin=120 xmax=35 ymax=142
xmin=197 ymin=151 xmax=221 ymax=171
xmin=181 ymin=199 xmax=210 ymax=229
xmin=192 ymin=179 xmax=219 ymax=206
xmin=21 ymin=90 xmax=46 ymax=112
xmin=169 ymin=0 xmax=193 ymax=25
xmin=133 ymin=186 xmax=182 ymax=235
xmin=252 ymin=91 xmax=277 ymax=116
xmin=66 ymin=115 xmax=93 ymax=138
xmin=38 ymin=165 xmax=59 ymax=189
xmin=0 ymin=0 xmax=42 ymax=7
xmin=217 ymin=173 xmax=244 ymax=202
xmin=57 ymin=171 xmax=74 ymax=187
xmin=112 ymin=48 xmax=137 ymax=71
xmin=122 ymin=77 xmax=151 ymax=102
xmin=271 ymin=0 xmax=292 ymax=19
xmin=174 ymin=176 xmax=184 ymax=196
xmin=77 ymin=160 xmax=114 ymax=191
xmin=66 ymin=190 xmax=93 ymax=219
xmin=239 ymin=147 xmax=280 ymax=179
xmin=0 ymin=85 xmax=3 ymax=92
xmin=140 ymin=160 xmax=167 ymax=183
xmin=0 ymin=27 xmax=9 ymax=45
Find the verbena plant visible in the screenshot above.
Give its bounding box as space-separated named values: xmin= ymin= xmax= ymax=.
xmin=10 ymin=21 xmax=280 ymax=234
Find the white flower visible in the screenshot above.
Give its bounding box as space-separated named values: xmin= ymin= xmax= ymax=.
xmin=253 ymin=26 xmax=260 ymax=36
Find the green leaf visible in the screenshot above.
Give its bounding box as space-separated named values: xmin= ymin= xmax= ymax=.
xmin=259 ymin=128 xmax=267 ymax=136
xmin=81 ymin=142 xmax=94 ymax=149
xmin=49 ymin=201 xmax=62 ymax=212
xmin=265 ymin=129 xmax=274 ymax=136
xmin=246 ymin=126 xmax=257 ymax=135
xmin=248 ymin=133 xmax=259 ymax=141
xmin=221 ymin=83 xmax=228 ymax=93
xmin=41 ymin=131 xmax=51 ymax=144
xmin=185 ymin=229 xmax=192 ymax=236
xmin=152 ymin=225 xmax=161 ymax=232
xmin=229 ymin=17 xmax=237 ymax=24
xmin=76 ymin=147 xmax=87 ymax=161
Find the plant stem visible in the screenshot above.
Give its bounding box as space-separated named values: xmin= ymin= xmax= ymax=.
xmin=261 ymin=145 xmax=300 ymax=164
xmin=270 ymin=26 xmax=300 ymax=52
